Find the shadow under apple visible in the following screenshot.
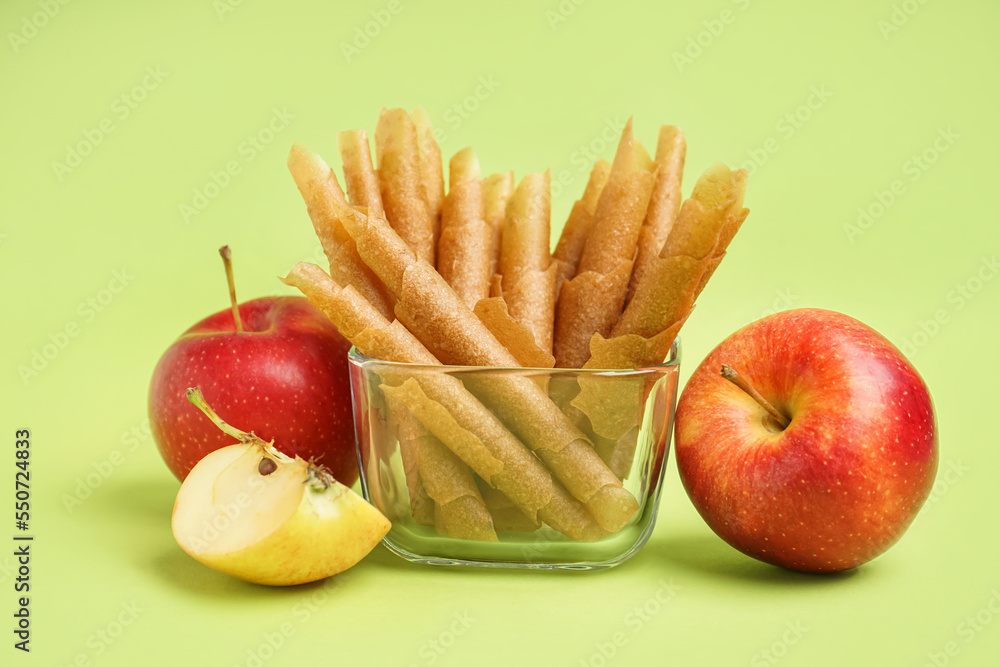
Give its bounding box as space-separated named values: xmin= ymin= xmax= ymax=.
xmin=98 ymin=473 xmax=405 ymax=598
xmin=643 ymin=531 xmax=864 ymax=586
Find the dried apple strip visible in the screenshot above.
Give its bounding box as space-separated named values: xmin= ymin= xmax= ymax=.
xmin=415 ymin=429 xmax=497 ymax=542
xmin=334 ymin=200 xmax=521 ymax=367
xmin=482 ymin=171 xmax=515 ymax=276
xmin=499 ymin=172 xmax=557 ymax=354
xmin=553 ymin=160 xmax=611 ymax=288
xmin=627 ymin=126 xmax=686 ymax=304
xmin=286 ymin=144 xmax=394 ymax=319
xmin=386 ymin=397 xmax=435 ymax=525
xmin=693 ymin=170 xmax=749 ymax=299
xmin=383 ymin=377 xmax=606 ymax=541
xmin=437 ymin=147 xmax=492 ymax=308
xmin=338 ymin=129 xmax=385 ymax=219
xmin=475 ymin=478 xmax=541 ymax=533
xmin=282 ymin=263 xmax=607 ymax=540
xmin=461 ymin=370 xmax=637 ymax=531
xmin=473 ymin=296 xmax=555 ymax=369
xmin=500 ymin=173 xmax=552 ymax=289
xmin=375 ymin=108 xmax=437 ymax=265
xmin=551 ymin=261 xmax=632 ymax=369
xmin=573 ymin=165 xmax=747 ymax=470
xmin=411 ymin=106 xmax=445 ymax=245
xmin=612 ymin=164 xmax=744 ymax=342
xmin=333 ymin=204 xmax=638 ymax=531
xmin=572 ymin=174 xmax=731 ymax=444
xmin=553 ymin=120 xmax=656 ymax=368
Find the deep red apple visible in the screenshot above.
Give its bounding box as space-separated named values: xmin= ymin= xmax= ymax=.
xmin=675 ymin=308 xmax=937 ymax=573
xmin=149 ymin=247 xmax=357 ymax=484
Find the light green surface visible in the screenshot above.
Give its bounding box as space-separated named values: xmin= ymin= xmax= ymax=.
xmin=2 ymin=0 xmax=998 ymax=665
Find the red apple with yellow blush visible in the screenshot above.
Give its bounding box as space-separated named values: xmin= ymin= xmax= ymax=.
xmin=675 ymin=308 xmax=938 ymax=573
xmin=149 ymin=247 xmax=357 ymax=484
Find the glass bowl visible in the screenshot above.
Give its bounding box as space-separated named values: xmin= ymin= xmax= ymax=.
xmin=347 ymin=340 xmax=679 ymax=570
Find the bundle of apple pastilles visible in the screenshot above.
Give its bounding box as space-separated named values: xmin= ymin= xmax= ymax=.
xmin=282 ymin=108 xmax=748 ymax=543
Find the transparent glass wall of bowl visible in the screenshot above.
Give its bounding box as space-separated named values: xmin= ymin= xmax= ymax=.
xmin=347 ymin=341 xmax=679 ymax=570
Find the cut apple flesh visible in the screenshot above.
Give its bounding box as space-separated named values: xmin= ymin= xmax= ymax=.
xmin=172 ymin=441 xmax=390 ymax=586
xmin=174 ymin=444 xmax=303 ymax=556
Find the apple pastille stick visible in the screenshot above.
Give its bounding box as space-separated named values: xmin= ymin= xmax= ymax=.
xmin=553 ymin=120 xmax=657 ymax=368
xmin=437 ymin=147 xmax=492 ymax=309
xmin=338 ymin=129 xmax=386 ymax=219
xmin=287 ymin=144 xmax=394 ymax=319
xmin=295 ymin=132 xmax=429 ymax=523
xmin=282 ymin=263 xmax=490 ymax=538
xmin=476 ymin=478 xmax=542 ymax=533
xmin=692 ymin=169 xmax=749 ymax=299
xmin=552 ymin=159 xmax=611 ymax=289
xmin=282 ymin=263 xmax=605 ymax=541
xmin=626 ymin=125 xmax=686 ymax=305
xmin=411 ymin=106 xmax=445 ymax=251
xmin=573 ymin=165 xmax=747 ymax=471
xmin=375 ymin=108 xmax=438 ymax=265
xmin=497 ymin=172 xmax=558 ymax=355
xmin=398 ymin=411 xmax=498 ymax=542
xmin=610 ymin=163 xmax=747 ymax=347
xmin=331 ymin=200 xmax=638 ymax=532
xmin=482 ymin=171 xmax=515 ymax=277
xmin=558 ymin=126 xmax=684 ymax=473
xmin=473 ymin=294 xmax=556 ymax=368
xmin=472 ymin=174 xmax=558 ymax=368
xmin=381 ymin=377 xmax=605 ymax=541
xmin=384 ymin=399 xmax=436 ymax=526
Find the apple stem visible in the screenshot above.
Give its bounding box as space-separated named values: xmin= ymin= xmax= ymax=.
xmin=219 ymin=245 xmax=244 ymax=333
xmin=720 ymin=365 xmax=791 ymax=429
xmin=186 ymin=387 xmax=254 ymax=443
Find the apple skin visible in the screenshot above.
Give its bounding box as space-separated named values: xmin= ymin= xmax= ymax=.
xmin=675 ymin=308 xmax=938 ymax=573
xmin=149 ymin=296 xmax=358 ymax=484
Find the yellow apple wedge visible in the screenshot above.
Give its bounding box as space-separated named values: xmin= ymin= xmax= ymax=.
xmin=171 ymin=388 xmax=390 ymax=586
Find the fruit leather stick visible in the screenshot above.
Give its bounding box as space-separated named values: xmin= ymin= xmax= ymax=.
xmin=338 ymin=129 xmax=386 ymax=219
xmin=693 ymin=169 xmax=750 ymax=299
xmin=498 ymin=172 xmax=558 ymax=355
xmin=573 ymin=165 xmax=746 ymax=467
xmin=552 ymin=159 xmax=611 ymax=288
xmin=549 ymin=374 xmax=638 ymax=479
xmin=611 ymin=164 xmax=747 ymax=346
xmin=474 ymin=194 xmax=557 ymax=367
xmin=626 ymin=126 xmax=686 ymax=305
xmin=475 ymin=477 xmax=542 ymax=533
xmin=553 ymin=120 xmax=657 ymax=368
xmin=405 ymin=417 xmax=498 ymax=542
xmin=412 ymin=106 xmax=445 ymax=248
xmin=332 ymin=203 xmax=638 ymax=532
xmin=287 ymin=144 xmax=394 ymax=319
xmin=375 ymin=108 xmax=438 ymax=266
xmin=437 ymin=147 xmax=492 ymax=309
xmin=473 ymin=292 xmax=555 ymax=369
xmin=383 ymin=398 xmax=436 ymax=526
xmin=282 ymin=263 xmax=605 ymax=541
xmin=382 ymin=377 xmax=606 ymax=541
xmin=482 ymin=171 xmax=515 ymax=277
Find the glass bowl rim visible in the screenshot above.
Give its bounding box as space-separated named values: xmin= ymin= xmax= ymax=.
xmin=347 ymin=338 xmax=680 ymax=375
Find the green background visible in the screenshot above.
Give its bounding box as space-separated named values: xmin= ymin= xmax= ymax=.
xmin=3 ymin=0 xmax=998 ymax=665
